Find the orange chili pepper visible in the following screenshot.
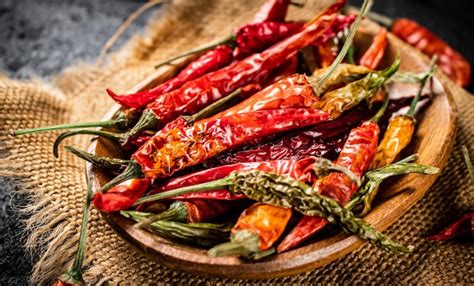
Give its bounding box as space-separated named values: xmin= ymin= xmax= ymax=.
xmin=360 ymin=28 xmax=388 ymax=70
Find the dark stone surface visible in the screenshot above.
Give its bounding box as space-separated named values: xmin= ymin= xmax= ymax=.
xmin=0 ymin=0 xmax=471 ymax=284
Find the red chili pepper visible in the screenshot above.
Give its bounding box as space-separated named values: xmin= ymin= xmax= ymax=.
xmin=392 ymin=19 xmax=470 ymax=86
xmin=184 ymin=200 xmax=237 ymax=223
xmin=233 ymin=22 xmax=304 ymax=59
xmin=133 ymin=108 xmax=330 ymax=179
xmin=278 ymin=111 xmax=382 ymax=252
xmin=93 ymin=178 xmax=151 ymax=212
xmin=108 ymin=45 xmax=234 ymax=108
xmin=250 ymin=0 xmax=290 ymax=24
xmin=428 ymin=213 xmax=474 ymax=241
xmin=145 ymin=157 xmax=319 ymax=203
xmin=360 ymin=28 xmax=387 ymax=70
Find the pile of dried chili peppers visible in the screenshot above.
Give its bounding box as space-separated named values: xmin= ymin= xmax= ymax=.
xmin=14 ymin=0 xmax=453 ymax=269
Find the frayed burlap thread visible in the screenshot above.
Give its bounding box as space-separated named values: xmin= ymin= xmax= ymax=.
xmin=0 ymin=0 xmax=472 ymax=284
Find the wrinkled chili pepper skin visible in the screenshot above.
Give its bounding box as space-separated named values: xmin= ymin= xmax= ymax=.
xmin=370 ymin=115 xmax=415 ymax=170
xmin=360 ymin=28 xmax=388 ymax=70
xmin=250 ymin=0 xmax=290 ymax=24
xmin=146 ymin=157 xmax=319 ymax=202
xmin=93 ymin=178 xmax=151 ymax=212
xmin=133 ymin=108 xmax=329 ymax=179
xmin=144 ymin=15 xmax=337 ymax=126
xmin=108 ymin=45 xmax=234 ymax=109
xmin=233 ymin=203 xmax=292 ymax=250
xmin=278 ymin=120 xmax=380 ymax=252
xmin=392 ymin=18 xmax=471 ymax=87
xmin=234 ymin=22 xmax=304 ymax=59
xmin=184 ymin=200 xmax=236 ymax=223
xmin=428 ymin=213 xmax=474 ymax=241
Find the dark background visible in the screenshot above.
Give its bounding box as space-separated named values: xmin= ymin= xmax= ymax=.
xmin=0 ymin=0 xmax=472 ymax=284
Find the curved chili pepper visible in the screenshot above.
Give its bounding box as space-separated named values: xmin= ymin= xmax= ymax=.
xmin=142 ymin=157 xmax=319 ymax=204
xmin=360 ymin=28 xmax=388 ymax=70
xmin=277 ymin=96 xmax=387 ymax=252
xmin=361 ymin=8 xmax=471 ymax=87
xmin=133 ymin=108 xmax=329 ymax=179
xmin=391 ymin=19 xmax=470 ymax=86
xmin=108 ymin=45 xmax=234 ymax=108
xmin=428 ymin=213 xmax=474 ymax=241
xmin=93 ymin=178 xmax=151 ymax=212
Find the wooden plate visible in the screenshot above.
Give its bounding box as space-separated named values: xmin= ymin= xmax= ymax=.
xmin=86 ymin=28 xmax=457 ymax=279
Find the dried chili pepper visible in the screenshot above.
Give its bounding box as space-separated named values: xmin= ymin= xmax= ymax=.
xmin=360 ymin=28 xmax=387 ymax=70
xmin=52 ymin=180 xmax=92 ymax=286
xmin=362 ymin=9 xmax=471 ymax=87
xmin=277 ymin=92 xmax=389 ymax=252
xmin=250 ymin=0 xmax=291 ymax=24
xmin=370 ymin=57 xmax=437 ymax=170
xmin=93 ymin=178 xmax=151 ymax=212
xmin=144 ymin=169 xmax=412 ymax=253
xmin=316 ymin=40 xmax=338 ymax=68
xmin=121 ymin=210 xmax=232 ymax=247
xmin=428 ymin=145 xmax=474 ymax=241
xmin=142 ymin=157 xmax=318 ymax=204
xmin=108 ymin=45 xmax=234 ymax=108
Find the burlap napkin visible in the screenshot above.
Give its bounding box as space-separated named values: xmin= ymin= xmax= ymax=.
xmin=0 ymin=0 xmax=472 ymax=284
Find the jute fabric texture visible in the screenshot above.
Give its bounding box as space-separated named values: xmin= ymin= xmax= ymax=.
xmin=0 ymin=0 xmax=472 ymax=284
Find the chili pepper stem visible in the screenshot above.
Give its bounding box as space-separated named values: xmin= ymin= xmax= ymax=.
xmin=312 ymin=157 xmax=361 ymax=187
xmin=64 ymin=146 xmax=129 ymax=173
xmin=309 ymin=0 xmax=373 ymax=95
xmin=407 ymin=56 xmax=437 ymax=116
xmin=345 ymin=5 xmax=394 ymax=28
xmin=99 ymin=160 xmax=144 ymax=193
xmin=371 ymin=88 xmax=390 ymax=123
xmin=11 ymin=118 xmax=125 ymax=136
xmin=57 ymin=179 xmax=93 ymax=285
xmin=154 ymin=34 xmax=235 ymax=69
xmin=125 ymin=109 xmax=161 ymax=145
xmin=133 ymin=201 xmax=188 ymax=229
xmin=53 ymin=130 xmax=123 ymax=158
xmin=208 ymin=230 xmax=261 ymax=258
xmin=134 ymin=176 xmax=234 ymax=205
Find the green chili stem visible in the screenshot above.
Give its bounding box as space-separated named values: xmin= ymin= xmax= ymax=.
xmin=310 ymin=0 xmax=373 ymax=95
xmin=65 ymin=146 xmax=129 ymax=173
xmin=407 ymin=56 xmax=437 ymax=116
xmin=208 ymin=230 xmax=261 ymax=258
xmin=133 ymin=176 xmax=233 ymax=205
xmin=189 ymin=88 xmax=244 ymax=122
xmin=134 ymin=201 xmax=188 ymax=228
xmin=154 ymin=34 xmax=235 ymax=69
xmin=53 ymin=130 xmax=122 ymax=158
xmin=99 ymin=160 xmax=144 ymax=193
xmin=11 ymin=119 xmax=124 ymax=136
xmin=371 ymin=87 xmax=390 ymax=123
xmin=125 ymin=109 xmax=161 ymax=145
xmin=462 ymin=145 xmax=474 ymax=185
xmin=346 ymin=45 xmax=356 ymax=65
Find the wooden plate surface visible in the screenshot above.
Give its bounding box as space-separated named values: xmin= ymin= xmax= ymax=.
xmin=86 ymin=28 xmax=457 ymax=279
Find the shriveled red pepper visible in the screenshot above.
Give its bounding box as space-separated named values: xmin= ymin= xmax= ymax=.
xmin=363 ymin=9 xmax=471 ymax=87
xmin=142 ymin=157 xmax=319 ymax=203
xmin=133 ymin=108 xmax=329 ymax=180
xmin=360 ymin=28 xmax=387 ymax=69
xmin=108 ymin=45 xmax=234 ymax=108
xmin=277 ymin=95 xmax=387 ymax=252
xmin=316 ymin=40 xmax=338 ymax=68
xmin=428 ymin=213 xmax=474 ymax=241
xmin=93 ymin=178 xmax=151 ymax=212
